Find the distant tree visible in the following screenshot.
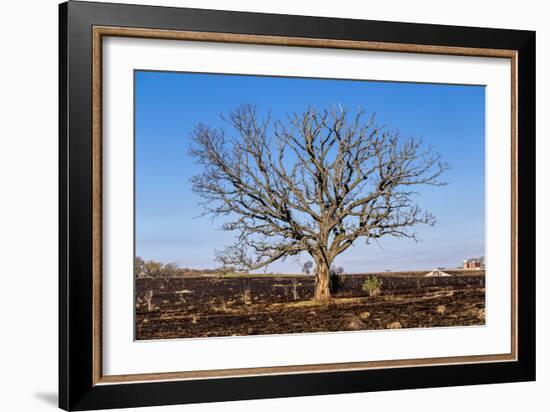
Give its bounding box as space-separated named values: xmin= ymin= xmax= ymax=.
xmin=135 ymin=256 xmax=145 ymax=278
xmin=143 ymin=260 xmax=162 ymax=278
xmin=302 ymin=261 xmax=314 ymax=275
xmin=163 ymin=262 xmax=179 ymax=277
xmin=329 ymin=265 xmax=344 ymax=277
xmin=190 ymin=104 xmax=448 ymax=301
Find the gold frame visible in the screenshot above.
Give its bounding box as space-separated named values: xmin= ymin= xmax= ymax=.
xmin=92 ymin=26 xmax=518 ymax=385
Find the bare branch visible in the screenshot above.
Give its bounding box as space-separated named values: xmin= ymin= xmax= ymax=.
xmin=189 ymin=104 xmax=449 ymax=275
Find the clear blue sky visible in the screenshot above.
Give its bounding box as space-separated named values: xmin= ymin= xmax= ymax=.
xmin=135 ymin=70 xmax=485 ymax=273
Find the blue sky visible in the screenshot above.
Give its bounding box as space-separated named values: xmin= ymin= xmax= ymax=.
xmin=135 ymin=70 xmax=485 ymax=273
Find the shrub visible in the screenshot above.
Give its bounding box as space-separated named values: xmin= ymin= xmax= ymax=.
xmin=362 ymin=276 xmax=383 ymax=297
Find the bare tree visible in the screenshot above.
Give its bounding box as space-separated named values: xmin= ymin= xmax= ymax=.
xmin=290 ymin=278 xmax=301 ymax=301
xmin=190 ymin=104 xmax=448 ymax=301
xmin=143 ymin=290 xmax=154 ymax=312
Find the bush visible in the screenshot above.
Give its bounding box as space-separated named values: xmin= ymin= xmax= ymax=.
xmin=362 ymin=276 xmax=383 ymax=297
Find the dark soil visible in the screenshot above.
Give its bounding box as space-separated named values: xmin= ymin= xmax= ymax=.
xmin=135 ymin=271 xmax=485 ymax=340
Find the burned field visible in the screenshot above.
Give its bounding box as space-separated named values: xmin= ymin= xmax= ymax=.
xmin=135 ymin=270 xmax=485 ymax=340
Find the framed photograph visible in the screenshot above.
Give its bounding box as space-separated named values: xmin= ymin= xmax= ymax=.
xmin=59 ymin=1 xmax=535 ymax=410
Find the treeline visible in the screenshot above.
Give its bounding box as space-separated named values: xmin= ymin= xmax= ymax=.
xmin=134 ymin=257 xmax=219 ymax=278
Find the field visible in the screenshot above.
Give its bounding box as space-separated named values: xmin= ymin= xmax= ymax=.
xmin=135 ymin=270 xmax=485 ymax=340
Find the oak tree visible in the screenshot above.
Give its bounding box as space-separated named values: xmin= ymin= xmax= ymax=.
xmin=190 ymin=104 xmax=448 ymax=301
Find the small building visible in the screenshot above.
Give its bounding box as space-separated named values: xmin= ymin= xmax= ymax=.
xmin=463 ymin=257 xmax=485 ymax=270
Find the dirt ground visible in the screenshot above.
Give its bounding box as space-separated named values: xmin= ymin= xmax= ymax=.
xmin=135 ymin=271 xmax=485 ymax=340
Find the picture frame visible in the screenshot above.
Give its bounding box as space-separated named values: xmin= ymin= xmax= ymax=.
xmin=59 ymin=1 xmax=536 ymax=410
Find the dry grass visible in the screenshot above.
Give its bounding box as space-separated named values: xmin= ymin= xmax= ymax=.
xmin=175 ymin=289 xmax=193 ymax=295
xmin=436 ymin=305 xmax=446 ymax=314
xmin=274 ymin=296 xmax=369 ymax=309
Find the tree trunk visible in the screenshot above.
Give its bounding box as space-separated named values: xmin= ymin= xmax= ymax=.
xmin=314 ymin=263 xmax=331 ymax=302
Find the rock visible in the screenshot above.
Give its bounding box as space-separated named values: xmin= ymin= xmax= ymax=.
xmin=359 ymin=311 xmax=371 ymax=320
xmin=387 ymin=321 xmax=402 ymax=329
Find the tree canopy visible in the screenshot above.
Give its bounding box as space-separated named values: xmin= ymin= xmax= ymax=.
xmin=189 ymin=104 xmax=448 ymax=300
